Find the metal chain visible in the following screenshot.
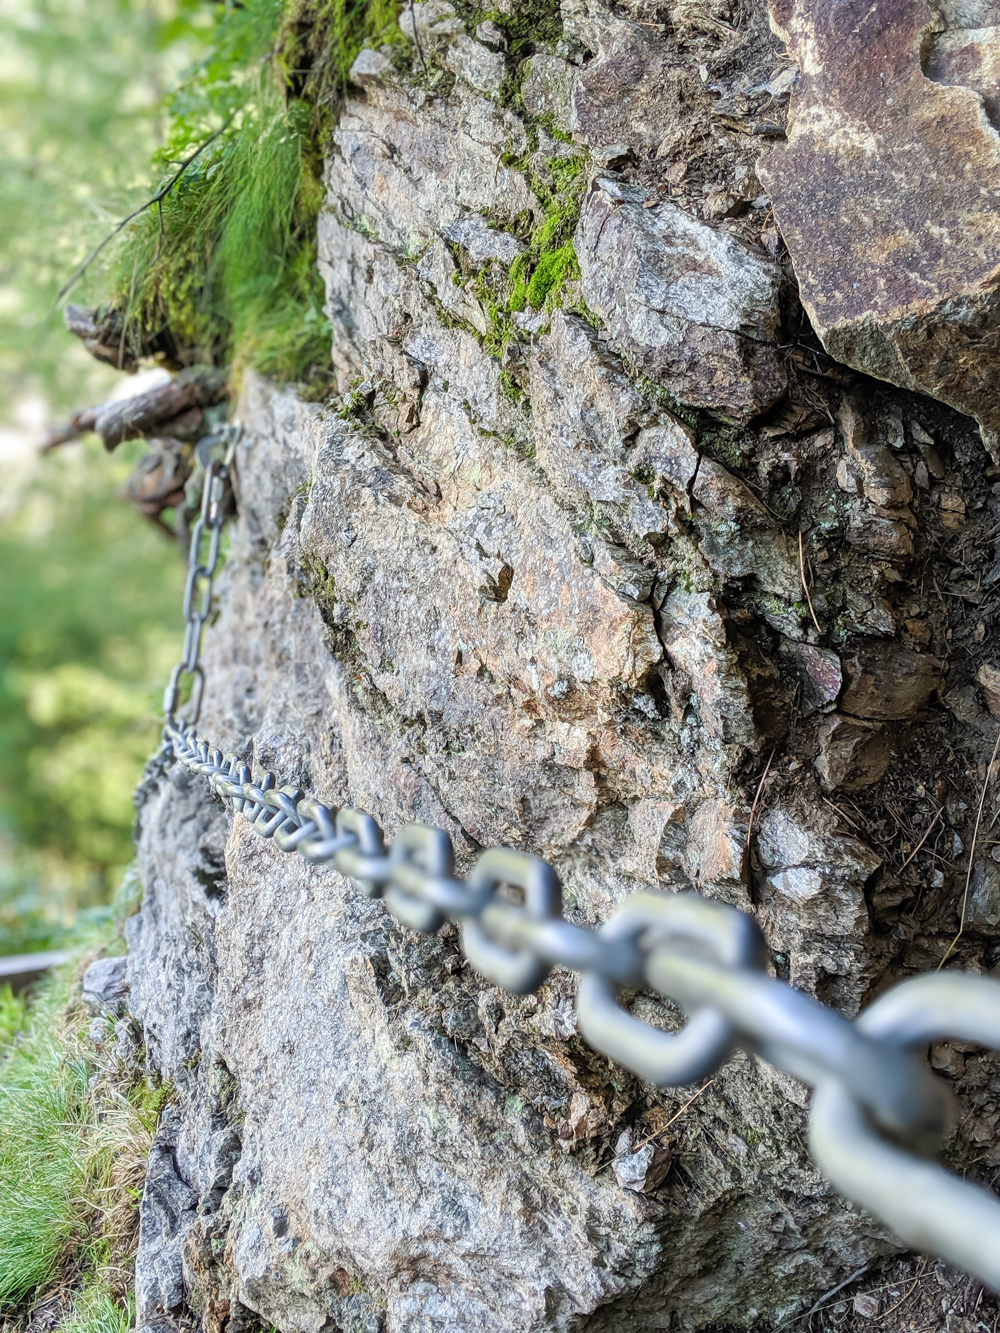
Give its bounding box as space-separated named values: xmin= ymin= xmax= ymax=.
xmin=150 ymin=424 xmax=1000 ymax=1290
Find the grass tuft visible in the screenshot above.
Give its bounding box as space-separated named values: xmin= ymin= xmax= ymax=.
xmin=0 ymin=868 xmax=170 ymax=1325
xmin=101 ymin=0 xmax=401 ymax=394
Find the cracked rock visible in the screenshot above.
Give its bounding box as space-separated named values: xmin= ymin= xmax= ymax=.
xmin=662 ymin=589 xmax=757 ymax=748
xmin=760 ymin=0 xmax=1000 ymax=454
xmin=574 ymin=176 xmax=786 ymax=420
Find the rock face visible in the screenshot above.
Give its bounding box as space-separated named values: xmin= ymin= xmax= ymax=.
xmin=759 ymin=0 xmax=1000 ymax=454
xmin=122 ymin=2 xmax=1000 ymax=1331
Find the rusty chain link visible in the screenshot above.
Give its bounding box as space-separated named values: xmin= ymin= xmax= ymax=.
xmin=147 ymin=423 xmax=1000 ymax=1290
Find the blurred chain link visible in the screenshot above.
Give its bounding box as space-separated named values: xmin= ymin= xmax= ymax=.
xmin=146 ymin=423 xmax=1000 ymax=1290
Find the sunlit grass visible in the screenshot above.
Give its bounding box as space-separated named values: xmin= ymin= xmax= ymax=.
xmin=0 ymin=870 xmax=167 ymax=1322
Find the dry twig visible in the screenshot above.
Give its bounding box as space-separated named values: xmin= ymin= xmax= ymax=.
xmin=409 ymin=0 xmax=428 ymax=74
xmin=798 ymin=530 xmax=822 ymax=634
xmin=939 ymin=725 xmax=1000 ymax=968
xmin=747 ymin=749 xmax=776 ymax=849
xmin=897 ymin=807 xmax=944 ymax=875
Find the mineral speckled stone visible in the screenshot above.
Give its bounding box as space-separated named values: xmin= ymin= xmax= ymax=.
xmin=759 ymin=0 xmax=1000 ymax=453
xmin=574 ymin=175 xmax=786 ymax=420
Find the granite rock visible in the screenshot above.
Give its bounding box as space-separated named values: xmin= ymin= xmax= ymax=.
xmin=574 ymin=175 xmax=786 ymax=420
xmin=117 ymin=4 xmax=999 ymax=1328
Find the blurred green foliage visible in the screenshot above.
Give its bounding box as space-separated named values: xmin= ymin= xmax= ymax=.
xmin=0 ymin=438 xmax=184 ymax=950
xmin=0 ymin=0 xmax=209 ymax=949
xmin=0 ymin=0 xmax=216 ymax=409
xmin=0 ymin=881 xmax=166 ymax=1324
xmin=0 ymin=0 xmax=403 ymax=952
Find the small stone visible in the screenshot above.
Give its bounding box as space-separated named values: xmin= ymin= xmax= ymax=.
xmin=977 ymin=662 xmax=1000 ymax=716
xmin=944 ymin=684 xmax=983 ymax=722
xmin=911 ymin=421 xmax=934 ymax=447
xmin=839 ymin=403 xmax=912 ymax=507
xmin=521 ymin=55 xmax=575 ymax=129
xmin=691 ymin=458 xmax=800 ymax=597
xmin=398 ymin=0 xmax=463 ymax=42
xmin=919 ymin=442 xmax=946 ymax=479
xmin=853 ymin=1290 xmax=880 ymax=1319
xmin=474 ymin=19 xmax=505 ymax=48
xmin=612 ymin=1138 xmax=672 ymax=1193
xmin=914 ymin=458 xmax=930 ymax=490
xmin=444 ymin=34 xmax=506 ymax=97
xmin=684 ymin=799 xmax=749 ymax=901
xmin=662 ymin=589 xmax=757 ymax=747
xmin=592 ymin=143 xmax=631 ymax=168
xmin=836 ymin=456 xmax=861 ymax=494
xmin=929 ymin=1040 xmax=967 ymax=1079
xmin=966 ymin=859 xmax=1000 ymax=933
xmin=814 ymin=714 xmax=891 ymax=793
xmin=442 ymin=215 xmax=524 ymax=265
xmin=81 ymin=955 xmax=129 ymax=1016
xmin=349 ymin=48 xmax=393 ymax=86
xmin=704 ymin=189 xmax=742 ymax=219
xmin=781 ymin=641 xmax=842 ymax=716
xmin=629 ymin=419 xmax=700 ymax=498
xmin=845 ymin=504 xmax=914 ymax=559
xmin=904 ymin=617 xmax=932 ymax=648
xmin=840 ymin=640 xmax=942 ymax=720
xmin=558 ymin=1091 xmax=601 ymax=1144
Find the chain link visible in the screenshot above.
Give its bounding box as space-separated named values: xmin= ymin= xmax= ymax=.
xmin=148 ymin=423 xmax=1000 ymax=1291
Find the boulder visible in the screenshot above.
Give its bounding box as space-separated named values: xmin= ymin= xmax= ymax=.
xmin=759 ymin=0 xmax=1000 ymax=455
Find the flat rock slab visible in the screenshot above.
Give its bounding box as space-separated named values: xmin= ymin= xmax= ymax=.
xmin=574 ymin=175 xmax=786 ymax=421
xmin=759 ymin=0 xmax=1000 ymax=453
